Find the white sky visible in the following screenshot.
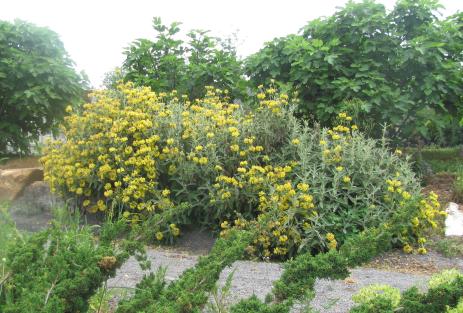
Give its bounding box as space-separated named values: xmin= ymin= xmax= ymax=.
xmin=1 ymin=0 xmax=462 ymax=88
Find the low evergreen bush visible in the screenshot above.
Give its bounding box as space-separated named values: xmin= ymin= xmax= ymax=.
xmin=350 ymin=269 xmax=463 ymax=313
xmin=0 ymin=223 xmax=129 ymax=313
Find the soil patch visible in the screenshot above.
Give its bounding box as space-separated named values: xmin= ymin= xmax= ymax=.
xmin=366 ymin=250 xmax=463 ymax=275
xmin=0 ymin=156 xmax=41 ymax=170
xmin=423 ymin=172 xmax=456 ymax=205
xmin=160 ymin=225 xmax=216 ymax=255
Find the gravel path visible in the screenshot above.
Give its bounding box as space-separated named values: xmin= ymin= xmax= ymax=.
xmin=7 ymin=182 xmax=462 ymax=312
xmin=107 ymin=250 xmax=198 ymax=288
xmin=307 ymin=269 xmax=429 ymax=313
xmin=107 ymin=247 xmax=463 ymax=313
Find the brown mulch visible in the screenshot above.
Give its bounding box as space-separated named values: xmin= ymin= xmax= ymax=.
xmin=422 ymin=173 xmax=457 ymax=206
xmin=366 ymin=250 xmax=463 ymax=275
xmin=366 ymin=251 xmax=437 ymax=275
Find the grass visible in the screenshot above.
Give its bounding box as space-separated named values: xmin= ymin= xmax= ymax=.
xmin=0 ymin=202 xmax=21 ymax=261
xmin=425 ymin=159 xmax=462 ymax=174
xmin=404 ymin=146 xmax=462 ymax=174
xmin=454 ymin=168 xmax=463 ymax=203
xmin=88 ymin=286 xmax=132 ymax=313
xmin=405 ymin=146 xmax=461 ymax=160
xmin=429 ymin=237 xmax=463 ymax=258
xmin=418 ymin=146 xmax=463 ymax=203
xmin=0 ymin=203 xmax=77 ymax=262
xmin=0 ymin=201 xmax=22 ymax=298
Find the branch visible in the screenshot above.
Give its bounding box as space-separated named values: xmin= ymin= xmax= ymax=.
xmin=44 ymin=276 xmax=59 ymax=305
xmin=0 ymin=272 xmax=11 ymax=285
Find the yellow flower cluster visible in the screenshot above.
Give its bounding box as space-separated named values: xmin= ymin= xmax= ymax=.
xmin=320 ymin=113 xmax=356 ymax=165
xmin=42 ymin=84 xmax=168 ymax=216
xmin=415 ymin=191 xmax=446 ymax=229
xmin=326 ymin=232 xmax=337 ymax=250
xmin=214 ymin=159 xmax=316 ymax=257
xmin=385 ymin=176 xmax=445 ymax=254
xmin=239 ymin=217 xmax=301 ymax=258
xmin=256 ymin=85 xmax=289 ymax=114
xmin=386 ymin=179 xmax=411 ymax=201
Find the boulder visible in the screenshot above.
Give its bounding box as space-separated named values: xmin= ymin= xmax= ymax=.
xmin=0 ymin=167 xmax=44 ymax=201
xmin=10 ymin=181 xmax=59 ymax=232
xmin=12 ymin=181 xmax=59 ymax=212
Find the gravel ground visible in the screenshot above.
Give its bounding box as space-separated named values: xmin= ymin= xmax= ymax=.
xmin=107 ymin=246 xmax=463 ymax=313
xmin=306 ymin=269 xmax=429 ymax=313
xmin=107 ymin=250 xmax=199 ymax=288
xmin=7 ymin=178 xmax=462 ymax=312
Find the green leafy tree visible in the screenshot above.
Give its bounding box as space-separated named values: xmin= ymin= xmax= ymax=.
xmin=245 ymin=0 xmax=463 ymax=145
xmin=0 ymin=20 xmax=85 ymax=154
xmin=122 ymin=17 xmax=247 ymax=100
xmin=185 ymin=29 xmax=246 ymax=100
xmin=123 ymin=17 xmax=186 ymax=92
xmin=102 ymin=67 xmax=126 ymax=90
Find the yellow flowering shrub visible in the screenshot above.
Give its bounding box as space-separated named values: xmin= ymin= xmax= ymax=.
xmin=42 ymin=82 xmax=291 ymax=242
xmin=42 ymin=83 xmax=445 ymax=259
xmin=214 ymin=110 xmax=445 ymax=259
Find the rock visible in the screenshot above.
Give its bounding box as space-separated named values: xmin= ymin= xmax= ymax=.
xmin=11 ymin=181 xmax=60 ymax=213
xmin=8 ymin=180 xmax=61 ymax=232
xmin=445 ymin=202 xmax=463 ymax=237
xmin=0 ymin=167 xmax=43 ymax=201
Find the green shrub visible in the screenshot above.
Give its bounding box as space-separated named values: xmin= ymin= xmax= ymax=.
xmin=448 ymin=299 xmax=463 ymax=313
xmin=349 ymin=298 xmax=395 ymax=313
xmin=42 ymin=83 xmax=445 ymax=259
xmin=102 ymin=224 xmax=396 ymax=313
xmin=227 ymin=225 xmax=399 ymax=313
xmin=338 ymin=227 xmax=392 ymax=266
xmin=229 ymin=296 xmax=290 ymax=313
xmin=270 ymin=226 xmax=393 ymax=303
xmin=272 ymin=249 xmax=349 ymax=301
xmin=429 ymin=269 xmax=463 ymax=289
xmin=0 ymin=223 xmax=129 ymax=313
xmin=352 ymin=284 xmax=401 ymax=308
xmin=454 ymin=168 xmax=463 ymax=203
xmin=349 ymin=270 xmax=463 ymax=313
xmin=400 ymin=278 xmax=463 ymax=313
xmin=0 ymin=203 xmax=20 ymax=261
